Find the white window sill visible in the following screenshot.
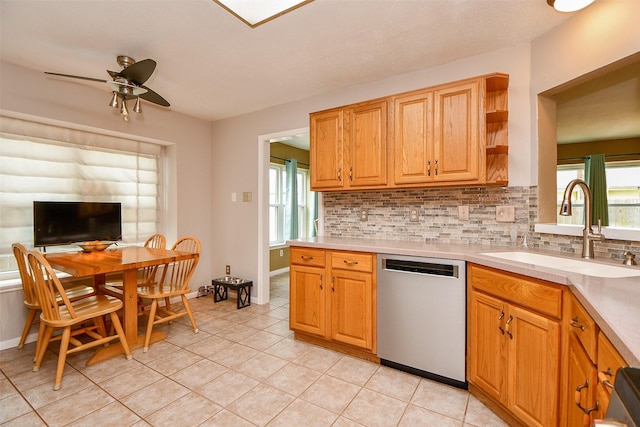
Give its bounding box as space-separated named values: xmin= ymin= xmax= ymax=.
xmin=535 ymin=223 xmax=640 ymax=242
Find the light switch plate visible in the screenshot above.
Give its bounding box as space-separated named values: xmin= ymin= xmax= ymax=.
xmin=496 ymin=206 xmax=515 ymax=222
xmin=243 ymin=192 xmax=252 ymax=202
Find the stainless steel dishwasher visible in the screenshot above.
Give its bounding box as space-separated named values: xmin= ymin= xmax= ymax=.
xmin=377 ymin=254 xmax=467 ymax=388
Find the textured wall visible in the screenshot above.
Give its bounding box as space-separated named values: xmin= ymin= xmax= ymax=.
xmin=323 ymin=186 xmax=640 ymax=262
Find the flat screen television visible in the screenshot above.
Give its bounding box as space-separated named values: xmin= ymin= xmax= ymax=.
xmin=33 ymin=201 xmax=122 ymax=247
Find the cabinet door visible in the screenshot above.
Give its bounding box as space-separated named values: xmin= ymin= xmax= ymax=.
xmin=506 ymin=305 xmax=560 ymax=427
xmin=433 ymin=80 xmax=480 ymax=182
xmin=290 ymin=265 xmax=326 ymax=337
xmin=566 ymin=334 xmax=598 ymax=427
xmin=329 ymin=269 xmax=373 ymax=350
xmin=468 ymin=291 xmax=507 ymax=402
xmin=393 ymin=91 xmax=434 ymax=185
xmin=310 ymin=109 xmax=344 ymax=190
xmin=346 ymin=101 xmax=388 ymax=187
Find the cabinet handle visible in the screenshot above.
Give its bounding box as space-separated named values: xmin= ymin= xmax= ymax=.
xmin=301 ymin=255 xmax=314 ymax=261
xmin=338 ymin=168 xmax=342 ymax=181
xmin=343 ymin=260 xmax=359 ymax=266
xmin=598 ymin=369 xmax=615 ymax=389
xmin=349 ymin=166 xmax=353 ymax=181
xmin=574 ymin=379 xmax=599 ymax=415
xmin=570 ymin=316 xmax=585 ymax=331
xmin=505 ymin=315 xmax=513 ymax=339
xmin=498 ymin=310 xmax=505 ymax=335
xmin=319 ymin=274 xmax=323 ymax=290
xmin=435 ymin=159 xmax=439 ymax=176
xmin=331 ymin=276 xmax=335 ymax=292
xmin=427 ymin=160 xmax=431 ymax=177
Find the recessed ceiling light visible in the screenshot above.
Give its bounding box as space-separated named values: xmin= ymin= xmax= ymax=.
xmin=213 ymin=0 xmax=314 ymax=28
xmin=547 ymin=0 xmax=595 ymax=13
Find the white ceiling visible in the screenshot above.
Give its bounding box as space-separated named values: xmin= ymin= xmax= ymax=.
xmin=0 ymin=0 xmax=572 ymax=122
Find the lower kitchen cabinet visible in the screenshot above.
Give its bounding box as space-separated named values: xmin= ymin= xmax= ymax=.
xmin=562 ymin=293 xmax=628 ymax=424
xmin=567 ymin=333 xmax=598 ymax=427
xmin=289 ymin=247 xmax=376 ymax=358
xmin=468 ymin=264 xmax=561 ymax=427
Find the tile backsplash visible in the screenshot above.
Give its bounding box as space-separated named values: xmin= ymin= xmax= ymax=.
xmin=322 ymin=186 xmax=640 ymax=262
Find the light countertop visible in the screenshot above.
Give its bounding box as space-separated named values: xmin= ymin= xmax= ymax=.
xmin=289 ymin=236 xmax=640 ymax=366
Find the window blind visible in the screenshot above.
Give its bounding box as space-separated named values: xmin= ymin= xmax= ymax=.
xmin=0 ymin=116 xmax=163 ymax=275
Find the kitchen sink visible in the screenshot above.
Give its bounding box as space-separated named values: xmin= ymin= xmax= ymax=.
xmin=480 ymin=251 xmax=640 ymax=278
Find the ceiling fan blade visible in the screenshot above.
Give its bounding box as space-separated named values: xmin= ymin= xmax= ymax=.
xmin=118 ymin=59 xmax=157 ymax=85
xmin=44 ymin=72 xmax=107 ymax=83
xmin=139 ymin=86 xmax=170 ymax=107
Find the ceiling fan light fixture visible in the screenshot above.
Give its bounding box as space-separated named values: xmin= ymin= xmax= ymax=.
xmin=547 ymin=0 xmax=594 ymax=12
xmin=120 ymin=99 xmax=130 ymax=121
xmin=109 ymin=91 xmax=119 ymax=108
xmin=133 ymin=97 xmax=142 ymax=114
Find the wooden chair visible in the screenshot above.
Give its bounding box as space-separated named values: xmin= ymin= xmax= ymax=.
xmin=12 ymin=243 xmax=95 ymax=352
xmin=138 ymin=236 xmax=201 ymax=352
xmin=28 ymin=250 xmax=132 ymax=391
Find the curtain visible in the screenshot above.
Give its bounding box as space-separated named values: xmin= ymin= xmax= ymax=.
xmin=585 ymin=154 xmax=609 ymax=226
xmin=285 ymin=159 xmax=298 ymax=240
xmin=311 ymin=191 xmax=319 ymax=237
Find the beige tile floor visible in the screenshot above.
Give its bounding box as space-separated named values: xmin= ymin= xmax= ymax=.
xmin=0 ymin=273 xmax=509 ymax=427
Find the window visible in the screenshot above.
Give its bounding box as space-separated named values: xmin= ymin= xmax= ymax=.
xmin=557 ymin=160 xmax=640 ymax=228
xmin=269 ymin=163 xmax=311 ymax=246
xmin=0 ymin=117 xmax=163 ymax=276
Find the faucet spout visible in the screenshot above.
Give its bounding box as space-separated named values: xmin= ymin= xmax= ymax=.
xmin=559 ymin=178 xmax=605 ymax=259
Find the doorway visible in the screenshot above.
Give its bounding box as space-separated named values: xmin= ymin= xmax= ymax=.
xmin=257 ymin=127 xmax=310 ymax=305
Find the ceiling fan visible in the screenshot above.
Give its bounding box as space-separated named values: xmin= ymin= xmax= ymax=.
xmin=45 ymin=55 xmax=170 ymax=121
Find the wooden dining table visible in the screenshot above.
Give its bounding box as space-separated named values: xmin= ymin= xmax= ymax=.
xmin=45 ymin=246 xmax=198 ymax=364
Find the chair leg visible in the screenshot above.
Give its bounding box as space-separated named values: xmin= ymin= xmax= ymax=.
xmin=53 ymin=327 xmax=71 ymax=391
xmin=109 ymin=312 xmax=132 ymax=360
xmin=18 ymin=308 xmax=38 ymax=349
xmin=33 ymin=321 xmax=46 ymax=363
xmin=33 ymin=325 xmax=53 ymax=372
xmin=181 ymin=295 xmax=199 ymax=334
xmin=143 ymin=299 xmax=158 ymax=353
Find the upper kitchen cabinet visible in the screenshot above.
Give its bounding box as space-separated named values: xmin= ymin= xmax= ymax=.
xmin=310 ymin=73 xmax=509 ymax=191
xmin=310 ymin=99 xmax=388 ymax=191
xmin=392 ymin=80 xmax=480 ymax=185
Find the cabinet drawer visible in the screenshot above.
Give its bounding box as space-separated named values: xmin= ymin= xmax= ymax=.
xmin=468 ymin=264 xmax=563 ymax=319
xmin=330 ymin=251 xmax=374 ymax=273
xmin=568 ymin=296 xmax=597 ymax=362
xmin=597 ymin=332 xmax=627 ymax=397
xmin=290 ymin=247 xmax=326 ymax=267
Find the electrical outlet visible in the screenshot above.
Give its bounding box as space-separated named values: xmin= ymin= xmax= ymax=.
xmin=360 ymin=209 xmax=368 ymax=221
xmin=496 ymin=206 xmax=515 ymax=222
xmin=458 ymin=206 xmax=469 ymax=221
xmin=409 ymin=208 xmax=419 ymax=222
xmin=243 ymin=192 xmax=252 ymax=202
xmin=225 ymin=265 xmax=230 ymax=275
xmin=279 ymin=249 xmax=284 ymax=256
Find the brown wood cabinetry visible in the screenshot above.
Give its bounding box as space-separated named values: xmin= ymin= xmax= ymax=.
xmin=310 ymin=100 xmax=387 ymax=191
xmin=468 ymin=264 xmax=561 ymax=427
xmin=310 ymin=73 xmax=509 ymax=191
xmin=289 ymin=247 xmax=376 ymax=359
xmin=562 ymin=293 xmax=628 ymax=424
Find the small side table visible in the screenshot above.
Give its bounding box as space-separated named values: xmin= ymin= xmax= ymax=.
xmin=212 ymin=276 xmax=253 ymax=309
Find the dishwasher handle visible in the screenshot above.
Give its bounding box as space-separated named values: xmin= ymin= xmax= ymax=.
xmin=382 ymin=258 xmax=459 ymax=278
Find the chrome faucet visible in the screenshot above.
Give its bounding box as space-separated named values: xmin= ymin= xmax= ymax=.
xmin=559 ymin=179 xmax=605 ymax=259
